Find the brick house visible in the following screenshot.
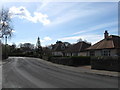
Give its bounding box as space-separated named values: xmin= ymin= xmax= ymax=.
xmin=86 ymin=31 xmax=120 ymax=56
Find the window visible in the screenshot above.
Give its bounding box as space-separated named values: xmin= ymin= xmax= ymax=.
xmin=90 ymin=51 xmax=95 ymax=56
xmin=101 ymin=50 xmax=110 ymax=56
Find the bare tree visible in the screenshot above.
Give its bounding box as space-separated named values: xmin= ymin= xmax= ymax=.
xmin=0 ymin=8 xmax=14 ymax=59
xmin=0 ymin=7 xmax=13 ymax=39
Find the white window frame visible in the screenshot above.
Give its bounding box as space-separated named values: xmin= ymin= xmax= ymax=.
xmin=101 ymin=50 xmax=111 ymax=56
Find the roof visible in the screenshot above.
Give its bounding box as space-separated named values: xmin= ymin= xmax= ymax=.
xmin=64 ymin=41 xmax=91 ymax=53
xmin=52 ymin=42 xmax=66 ymax=51
xmin=42 ymin=47 xmax=52 ymax=52
xmin=87 ymin=35 xmax=120 ymax=50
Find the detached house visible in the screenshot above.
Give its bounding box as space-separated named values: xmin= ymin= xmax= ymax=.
xmin=64 ymin=41 xmax=91 ymax=56
xmin=52 ymin=41 xmax=70 ymax=56
xmin=86 ymin=31 xmax=120 ymax=56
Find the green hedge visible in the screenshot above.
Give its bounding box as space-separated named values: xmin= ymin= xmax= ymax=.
xmin=48 ymin=56 xmax=91 ymax=66
xmin=71 ymin=56 xmax=91 ymax=66
xmin=91 ymin=56 xmax=120 ymax=72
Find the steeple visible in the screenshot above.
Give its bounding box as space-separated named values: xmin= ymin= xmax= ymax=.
xmin=104 ymin=30 xmax=109 ymax=39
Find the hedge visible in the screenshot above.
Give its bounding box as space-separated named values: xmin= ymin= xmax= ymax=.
xmin=8 ymin=52 xmax=42 ymax=58
xmin=48 ymin=56 xmax=91 ymax=66
xmin=91 ymin=56 xmax=120 ymax=72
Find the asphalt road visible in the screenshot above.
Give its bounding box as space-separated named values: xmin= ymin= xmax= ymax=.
xmin=2 ymin=57 xmax=118 ymax=88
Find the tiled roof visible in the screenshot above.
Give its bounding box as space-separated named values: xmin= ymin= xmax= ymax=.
xmin=42 ymin=47 xmax=52 ymax=52
xmin=52 ymin=42 xmax=66 ymax=51
xmin=86 ymin=35 xmax=120 ymax=50
xmin=64 ymin=41 xmax=91 ymax=53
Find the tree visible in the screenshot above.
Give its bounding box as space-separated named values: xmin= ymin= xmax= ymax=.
xmin=0 ymin=8 xmax=14 ymax=59
xmin=20 ymin=43 xmax=34 ymax=51
xmin=36 ymin=37 xmax=42 ymax=58
xmin=0 ymin=8 xmax=13 ymax=39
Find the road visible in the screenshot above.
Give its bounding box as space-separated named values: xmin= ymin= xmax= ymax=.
xmin=2 ymin=57 xmax=118 ymax=88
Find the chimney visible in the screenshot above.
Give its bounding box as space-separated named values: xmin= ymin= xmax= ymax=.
xmin=104 ymin=30 xmax=109 ymax=39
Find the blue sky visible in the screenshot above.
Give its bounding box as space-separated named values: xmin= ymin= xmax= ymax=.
xmin=2 ymin=1 xmax=118 ymax=46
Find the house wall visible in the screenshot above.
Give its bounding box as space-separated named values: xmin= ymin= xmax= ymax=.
xmin=65 ymin=52 xmax=87 ymax=56
xmin=110 ymin=49 xmax=117 ymax=56
xmin=78 ymin=52 xmax=87 ymax=56
xmin=117 ymin=49 xmax=120 ymax=56
xmin=52 ymin=51 xmax=63 ymax=56
xmin=65 ymin=53 xmax=79 ymax=56
xmin=95 ymin=50 xmax=101 ymax=56
xmin=87 ymin=49 xmax=118 ymax=56
xmin=65 ymin=53 xmax=71 ymax=56
xmin=72 ymin=53 xmax=78 ymax=56
xmin=65 ymin=53 xmax=77 ymax=56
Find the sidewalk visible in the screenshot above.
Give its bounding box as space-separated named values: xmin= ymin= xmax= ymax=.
xmin=55 ymin=64 xmax=119 ymax=78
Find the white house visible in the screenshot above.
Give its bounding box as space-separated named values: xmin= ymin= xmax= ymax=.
xmin=86 ymin=31 xmax=120 ymax=56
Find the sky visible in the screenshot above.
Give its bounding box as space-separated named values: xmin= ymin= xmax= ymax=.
xmin=1 ymin=1 xmax=118 ymax=46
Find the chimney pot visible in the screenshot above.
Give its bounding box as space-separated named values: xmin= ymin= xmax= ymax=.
xmin=104 ymin=30 xmax=109 ymax=39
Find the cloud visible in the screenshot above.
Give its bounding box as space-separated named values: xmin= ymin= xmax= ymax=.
xmin=41 ymin=36 xmax=52 ymax=42
xmin=0 ymin=1 xmax=4 ymax=9
xmin=45 ymin=2 xmax=115 ymax=27
xmin=59 ymin=34 xmax=103 ymax=44
xmin=73 ymin=21 xmax=117 ymax=35
xmin=11 ymin=30 xmax=16 ymax=33
xmin=2 ymin=0 xmax=119 ymax=2
xmin=47 ymin=8 xmax=94 ymax=26
xmin=59 ymin=21 xmax=117 ymax=44
xmin=9 ymin=6 xmax=50 ymax=25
